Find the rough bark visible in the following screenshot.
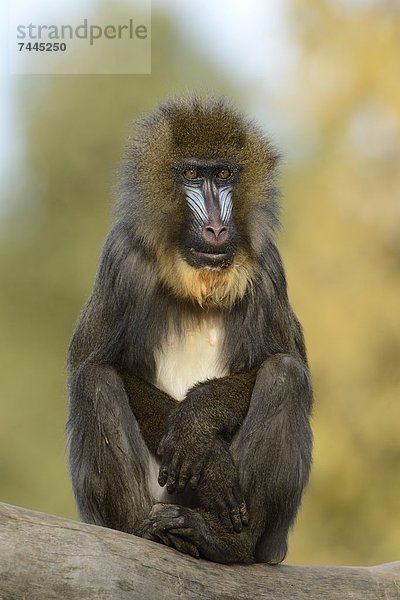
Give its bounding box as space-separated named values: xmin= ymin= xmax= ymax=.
xmin=0 ymin=502 xmax=399 ymax=600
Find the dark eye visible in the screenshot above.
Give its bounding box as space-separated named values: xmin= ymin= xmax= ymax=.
xmin=183 ymin=168 xmax=198 ymax=180
xmin=217 ymin=168 xmax=231 ymax=180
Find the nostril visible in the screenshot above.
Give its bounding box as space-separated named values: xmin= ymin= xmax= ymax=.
xmin=205 ymin=225 xmax=228 ymax=240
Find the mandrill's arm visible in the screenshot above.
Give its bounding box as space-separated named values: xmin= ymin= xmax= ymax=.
xmin=158 ymin=369 xmax=257 ymax=484
xmin=121 ymin=369 xmax=257 ymax=456
xmin=120 ymin=372 xmax=179 ymax=455
xmin=157 ymin=369 xmax=258 ymax=530
xmin=122 ymin=368 xmax=257 ymax=531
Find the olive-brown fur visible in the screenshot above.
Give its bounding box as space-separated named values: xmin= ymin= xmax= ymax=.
xmin=66 ymin=95 xmax=313 ymax=564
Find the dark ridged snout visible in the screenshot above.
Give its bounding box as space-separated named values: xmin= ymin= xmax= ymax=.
xmin=199 ymin=177 xmax=230 ymax=250
xmin=180 ymin=161 xmax=237 ymax=268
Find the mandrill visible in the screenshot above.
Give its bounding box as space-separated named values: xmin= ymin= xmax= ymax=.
xmin=66 ymin=95 xmax=313 ymax=564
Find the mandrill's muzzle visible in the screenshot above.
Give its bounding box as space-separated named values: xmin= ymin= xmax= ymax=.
xmin=179 ymin=160 xmax=238 ymax=269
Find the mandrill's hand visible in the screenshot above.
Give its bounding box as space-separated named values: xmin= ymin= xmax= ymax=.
xmin=157 ymin=397 xmax=217 ymax=493
xmin=157 ymin=376 xmax=249 ymax=494
xmin=157 ymin=399 xmax=249 ymax=532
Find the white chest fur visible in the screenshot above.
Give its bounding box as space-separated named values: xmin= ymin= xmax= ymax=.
xmin=153 ymin=315 xmax=227 ymax=401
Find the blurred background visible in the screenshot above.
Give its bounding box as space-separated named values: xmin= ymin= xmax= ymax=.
xmin=1 ymin=0 xmax=399 ymax=566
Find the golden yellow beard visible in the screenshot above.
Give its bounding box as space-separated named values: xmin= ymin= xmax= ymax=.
xmin=156 ymin=248 xmax=254 ymax=308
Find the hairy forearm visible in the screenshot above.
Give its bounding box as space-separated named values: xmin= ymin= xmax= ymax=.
xmin=120 ymin=371 xmax=178 ymax=454
xmin=184 ymin=368 xmax=258 ymax=440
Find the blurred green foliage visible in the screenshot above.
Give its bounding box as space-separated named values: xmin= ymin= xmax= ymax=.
xmin=284 ymin=0 xmax=400 ymax=565
xmin=0 ymin=1 xmax=399 ymax=567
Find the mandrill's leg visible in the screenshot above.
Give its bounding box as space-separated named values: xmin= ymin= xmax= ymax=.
xmin=144 ymin=354 xmax=313 ymax=564
xmin=232 ymin=354 xmax=313 ymax=564
xmin=67 ymin=364 xmax=155 ymax=533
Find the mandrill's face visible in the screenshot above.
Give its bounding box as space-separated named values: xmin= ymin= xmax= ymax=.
xmin=176 ymin=158 xmax=239 ymax=271
xmin=122 ymin=96 xmax=280 ymax=306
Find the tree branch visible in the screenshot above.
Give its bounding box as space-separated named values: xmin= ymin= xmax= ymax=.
xmin=0 ymin=502 xmax=398 ymax=599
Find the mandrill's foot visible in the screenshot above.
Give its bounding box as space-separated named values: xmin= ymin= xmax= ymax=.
xmin=135 ymin=503 xmax=202 ymax=558
xmin=135 ymin=502 xmax=254 ymax=564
